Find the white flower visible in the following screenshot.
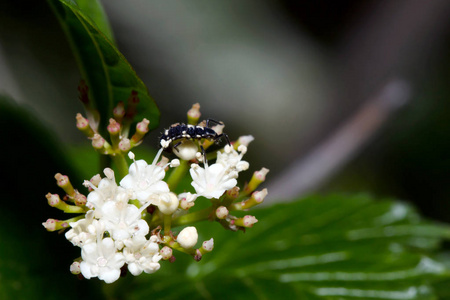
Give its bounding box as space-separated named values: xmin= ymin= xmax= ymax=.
xmin=65 ymin=210 xmax=97 ymax=247
xmin=80 ymin=238 xmax=125 ymax=284
xmin=84 ymin=169 xmax=123 ymax=219
xmin=190 ymin=163 xmax=237 ymax=199
xmin=123 ymin=235 xmax=162 ymax=276
xmin=216 ymin=144 xmax=249 ymax=172
xmin=120 ymin=149 xmax=170 ymax=203
xmin=101 ymin=201 xmax=149 ymax=242
xmin=177 ymin=226 xmax=198 ymax=249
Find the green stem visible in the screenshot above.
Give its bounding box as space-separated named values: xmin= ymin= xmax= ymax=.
xmin=163 ymin=214 xmax=172 ymax=236
xmin=99 ymin=153 xmax=111 ymax=173
xmin=111 ymin=154 xmax=129 ymax=179
xmin=171 ymin=207 xmax=213 ymax=227
xmin=166 ymin=159 xmax=189 ymax=191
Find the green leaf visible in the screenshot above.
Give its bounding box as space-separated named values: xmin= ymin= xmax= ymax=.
xmin=75 ymin=0 xmax=115 ymax=43
xmin=0 ymin=96 xmax=104 ymax=300
xmin=128 ymin=195 xmax=450 ymax=300
xmin=47 ymin=0 xmax=160 ymax=135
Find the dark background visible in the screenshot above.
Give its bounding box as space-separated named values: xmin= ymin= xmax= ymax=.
xmin=1 ymin=0 xmax=450 ymax=224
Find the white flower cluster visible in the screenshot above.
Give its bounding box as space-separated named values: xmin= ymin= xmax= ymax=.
xmin=62 ymin=141 xmax=252 ymax=283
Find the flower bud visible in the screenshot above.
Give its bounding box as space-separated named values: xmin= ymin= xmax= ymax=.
xmin=180 ymin=199 xmax=195 ymax=210
xmin=233 ymin=215 xmax=258 ymax=228
xmin=157 ymin=193 xmax=179 ymax=215
xmin=42 ymin=218 xmax=70 ymax=231
xmin=70 ymin=261 xmax=81 ymax=274
xmin=202 ymin=238 xmax=214 ymax=252
xmin=234 ymin=135 xmax=254 ymax=149
xmin=187 ymin=103 xmax=201 ymax=125
xmin=173 ymin=140 xmax=198 ymax=161
xmin=119 ymin=138 xmax=131 ymax=152
xmin=91 ymin=134 xmax=106 ymax=150
xmin=177 ymin=226 xmax=198 ymax=249
xmin=107 ymin=118 xmax=121 ymax=135
xmin=131 ymin=118 xmax=150 ymax=144
xmin=46 ymin=193 xmax=61 ymax=207
xmin=55 ymin=173 xmax=75 ymax=197
xmin=160 ymin=246 xmax=173 ymax=260
xmin=232 ymin=188 xmax=268 ymax=210
xmin=42 ymin=218 xmax=57 ymax=231
xmin=74 ymin=193 xmax=87 ymax=207
xmin=244 ymin=168 xmax=269 ymax=195
xmin=113 ymin=101 xmax=125 ymax=122
xmin=76 ymin=113 xmax=95 ymax=137
xmin=216 ymin=206 xmax=229 ymax=219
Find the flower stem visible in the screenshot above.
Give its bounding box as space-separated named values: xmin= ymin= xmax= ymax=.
xmin=171 ymin=207 xmax=212 ymax=227
xmin=163 ymin=214 xmax=172 ymax=236
xmin=111 ymin=154 xmax=129 ymax=179
xmin=166 ymin=159 xmax=189 ymax=191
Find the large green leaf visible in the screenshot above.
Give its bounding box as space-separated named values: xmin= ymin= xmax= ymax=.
xmin=75 ymin=0 xmax=115 ymax=43
xmin=47 ymin=0 xmax=160 ymax=135
xmin=127 ymin=195 xmax=450 ymax=300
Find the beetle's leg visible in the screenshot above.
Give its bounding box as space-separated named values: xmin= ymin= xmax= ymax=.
xmin=172 ymin=141 xmax=182 ymax=152
xmin=215 ymin=133 xmax=231 ymax=146
xmin=205 ymin=119 xmax=223 ymax=128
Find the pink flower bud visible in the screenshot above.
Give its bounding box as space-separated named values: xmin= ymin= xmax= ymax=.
xmin=113 ymin=101 xmax=125 ymax=120
xmin=160 ymin=246 xmax=173 ymax=260
xmin=70 ymin=261 xmax=81 ymax=274
xmin=42 ymin=219 xmax=57 ymax=231
xmin=46 ymin=193 xmax=61 ymax=207
xmin=255 ymin=168 xmax=269 ymax=181
xmin=216 ymin=206 xmax=229 ymax=219
xmin=107 ymin=118 xmax=121 ymax=134
xmin=202 ymin=238 xmax=214 ymax=252
xmin=76 ymin=113 xmax=89 ymax=129
xmin=187 ymin=103 xmax=201 ymax=124
xmin=74 ymin=193 xmax=87 ymax=206
xmin=91 ymin=134 xmax=105 ymax=149
xmin=253 ymin=188 xmax=268 ymax=204
xmin=136 ymin=118 xmax=150 ymax=134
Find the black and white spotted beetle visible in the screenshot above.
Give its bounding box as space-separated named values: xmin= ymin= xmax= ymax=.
xmin=159 ymin=119 xmax=230 ymax=152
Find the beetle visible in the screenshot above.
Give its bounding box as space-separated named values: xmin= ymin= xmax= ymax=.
xmin=159 ymin=119 xmax=230 ymax=151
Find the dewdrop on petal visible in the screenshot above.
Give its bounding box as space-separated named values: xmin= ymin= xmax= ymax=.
xmin=177 ymin=226 xmax=198 ymax=249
